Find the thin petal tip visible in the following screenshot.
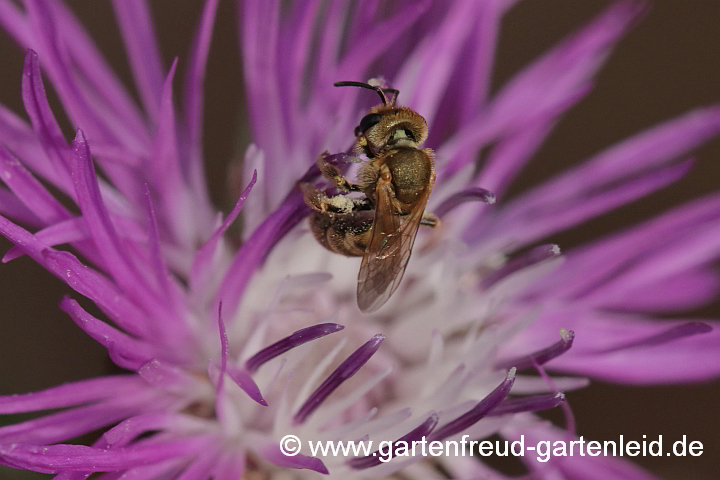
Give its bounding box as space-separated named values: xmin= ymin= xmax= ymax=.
xmin=73 ymin=129 xmax=88 ymax=146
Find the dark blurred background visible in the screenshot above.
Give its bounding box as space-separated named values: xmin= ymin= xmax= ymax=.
xmin=0 ymin=1 xmax=718 ymax=479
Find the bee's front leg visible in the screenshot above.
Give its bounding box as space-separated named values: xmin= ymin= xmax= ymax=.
xmin=316 ymin=151 xmax=363 ymax=192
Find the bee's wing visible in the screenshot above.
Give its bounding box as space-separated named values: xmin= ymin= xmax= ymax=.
xmin=357 ymin=180 xmax=432 ymax=313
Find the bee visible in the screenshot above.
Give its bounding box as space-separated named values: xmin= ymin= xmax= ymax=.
xmin=301 ymin=81 xmax=438 ymax=313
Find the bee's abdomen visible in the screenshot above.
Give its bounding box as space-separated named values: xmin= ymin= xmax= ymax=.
xmin=309 ymin=211 xmax=373 ymax=257
xmin=385 ymin=148 xmax=432 ymax=205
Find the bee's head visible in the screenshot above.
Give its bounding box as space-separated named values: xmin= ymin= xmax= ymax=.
xmin=334 ymin=81 xmax=429 ymax=157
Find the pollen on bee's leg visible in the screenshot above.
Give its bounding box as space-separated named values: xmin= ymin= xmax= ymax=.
xmin=298 ymin=183 xmax=330 ymax=212
xmin=326 ymin=194 xmax=354 ymax=213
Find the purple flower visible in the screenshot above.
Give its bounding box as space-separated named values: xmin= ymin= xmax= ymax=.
xmin=0 ymin=1 xmax=718 ymax=479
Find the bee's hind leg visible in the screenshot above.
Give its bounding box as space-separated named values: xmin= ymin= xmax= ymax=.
xmin=420 ymin=211 xmax=440 ymax=228
xmin=299 ymin=182 xmax=355 ymax=214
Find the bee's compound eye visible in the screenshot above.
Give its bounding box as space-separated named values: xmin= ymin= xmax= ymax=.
xmin=356 ymin=113 xmax=382 ymax=136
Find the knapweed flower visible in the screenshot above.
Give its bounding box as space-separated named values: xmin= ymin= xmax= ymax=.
xmin=0 ymin=1 xmax=718 ymax=479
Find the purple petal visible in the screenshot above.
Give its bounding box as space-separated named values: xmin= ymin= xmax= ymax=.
xmin=480 ymin=100 xmax=720 ymax=246
xmin=208 ymin=361 xmax=264 ymax=412
xmin=225 ymin=365 xmax=268 ymax=407
xmin=600 ymin=269 xmax=720 ymax=312
xmin=0 ymin=406 xmax=123 ymax=445
xmin=429 ymin=369 xmax=515 ymax=441
xmin=426 ymin=0 xmax=510 ymax=149
xmin=0 ymin=437 xmax=213 ymax=474
xmin=21 ymin=49 xmax=73 ymax=188
xmin=0 ymin=0 xmax=32 ymax=45
xmin=211 ymin=450 xmax=246 ymax=480
xmin=180 ymin=0 xmax=221 ymax=225
xmin=475 ymin=116 xmax=560 ymax=198
xmin=441 ymin=1 xmax=646 ymax=174
xmin=213 ymin=302 xmax=233 ymax=420
xmin=434 ymin=187 xmax=496 ymax=218
xmin=395 ymin=1 xmax=479 ymax=126
xmin=0 ymin=187 xmax=41 ymax=226
xmin=496 ymin=0 xmax=644 ymax=122
xmin=259 ymin=443 xmax=328 ymax=475
xmin=0 ymin=105 xmax=61 ymax=186
xmin=172 ymin=449 xmax=220 ymax=480
xmin=282 ymin=0 xmax=321 ymax=135
xmin=1 ymin=3 xmax=149 ymax=156
xmin=71 ymin=131 xmax=192 ymax=345
xmin=143 ymin=184 xmax=172 ymax=297
xmin=104 ymin=458 xmax=188 ymax=480
xmin=70 ymin=130 xmax=146 ymax=290
xmin=47 ymin=1 xmax=151 ymax=148
xmin=0 ymin=391 xmax=162 ymax=445
xmin=111 ymin=0 xmax=164 ymax=121
xmin=533 ymin=313 xmax=720 ymax=384
xmin=0 ymin=144 xmax=71 ymax=223
xmin=294 ymin=334 xmax=384 ymax=425
xmin=488 ymin=392 xmax=565 ymax=416
xmin=598 ymin=322 xmax=712 ymax=354
xmin=48 ymin=442 xmax=113 ymax=479
xmin=0 ymin=376 xmax=146 ymax=414
xmin=527 ymin=194 xmax=720 ymax=304
xmin=241 ymin=0 xmax=287 ymax=172
xmin=505 ymin=420 xmax=662 ymax=480
xmin=266 ymin=200 xmax=312 ymax=254
xmin=53 ymin=472 xmax=93 ymax=480
xmin=581 ymin=220 xmax=720 ymax=306
xmin=215 ymin=188 xmax=309 ymax=318
xmin=103 ymin=413 xmax=209 ymax=447
xmin=3 ymin=216 xmax=146 ymax=264
xmin=70 ymin=134 xmax=149 ymax=286
xmin=482 ymin=244 xmax=560 ymax=289
xmin=480 ymin=159 xmax=694 ymax=247
xmin=246 ymin=323 xmax=345 ymax=373
xmin=496 ymin=330 xmax=575 ymax=370
xmin=217 ymin=302 xmax=228 ymax=376
xmin=314 ymin=1 xmax=352 ymax=91
xmin=138 ymin=359 xmax=213 ymax=396
xmin=348 ymin=413 xmax=439 ymax=469
xmin=0 ymin=215 xmax=150 ymax=337
xmin=190 ymin=170 xmax=256 ymax=293
xmin=60 ymin=297 xmax=156 ymax=370
xmin=340 ymin=0 xmax=430 ymax=85
xmin=24 ymin=0 xmax=122 ymax=146
xmin=151 ymin=58 xmax=198 ymax=248
xmin=184 ymin=0 xmax=220 ymax=148
xmin=516 ymin=106 xmax=720 ymax=215
xmin=548 ymin=454 xmax=661 ymax=480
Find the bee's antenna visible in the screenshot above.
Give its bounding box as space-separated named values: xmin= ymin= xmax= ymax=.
xmin=334 ymin=81 xmax=399 ymax=106
xmin=384 ymin=88 xmax=400 ymax=105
